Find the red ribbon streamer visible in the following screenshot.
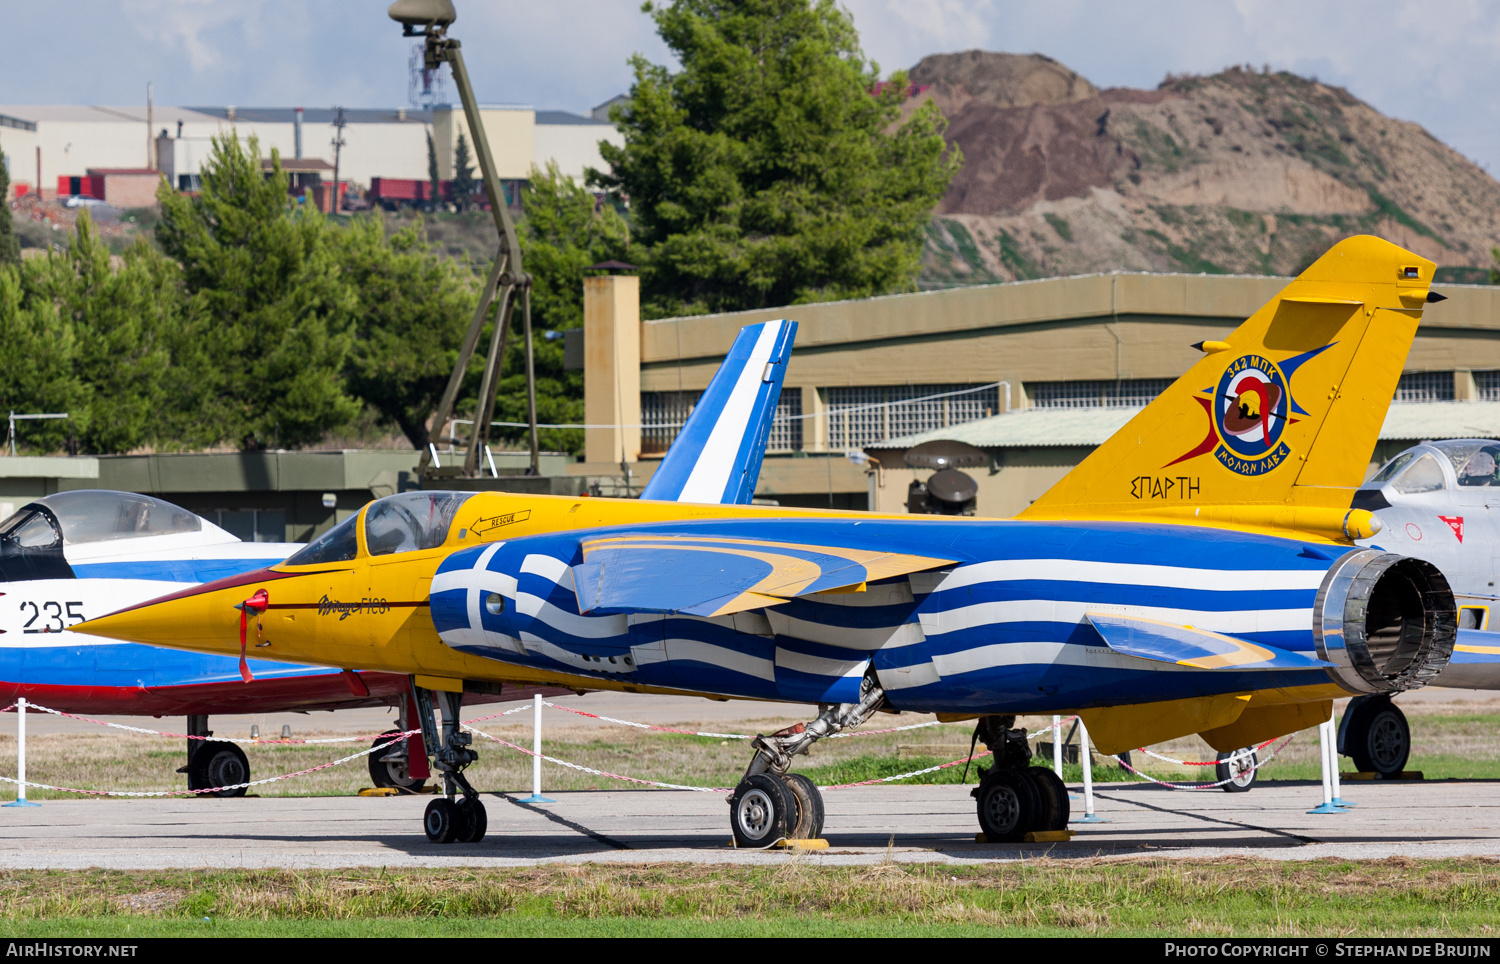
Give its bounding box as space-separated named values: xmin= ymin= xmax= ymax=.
xmin=238 ymin=588 xmax=269 ymax=683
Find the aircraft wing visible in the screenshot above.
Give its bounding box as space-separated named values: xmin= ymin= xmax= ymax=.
xmin=571 ymin=531 xmax=956 ymax=617
xmin=639 ymin=319 xmax=797 ymax=505
xmin=1087 ymin=613 xmax=1333 ymax=671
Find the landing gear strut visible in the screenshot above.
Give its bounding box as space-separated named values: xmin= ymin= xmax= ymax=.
xmin=179 ymin=715 xmax=249 ymax=798
xmin=728 ymin=677 xmax=884 ymax=848
xmin=412 ymin=683 xmax=486 ymax=843
xmin=970 ymin=715 xmax=1069 ymax=842
xmin=1338 ymin=695 xmax=1411 ymax=777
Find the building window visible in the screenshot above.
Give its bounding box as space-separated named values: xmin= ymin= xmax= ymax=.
xmin=825 ymin=384 xmax=1000 ymax=449
xmin=1027 ymin=379 xmax=1173 ymax=409
xmin=209 ymin=509 xmax=287 ymax=543
xmin=1474 ymin=371 xmax=1500 ymax=401
xmin=641 ymin=390 xmax=803 ymax=455
xmin=640 ymin=391 xmax=698 ymax=455
xmin=1393 ymin=371 xmax=1454 ymax=404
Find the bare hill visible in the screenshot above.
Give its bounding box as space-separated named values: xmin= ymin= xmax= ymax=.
xmin=917 ymin=55 xmax=1500 ymax=285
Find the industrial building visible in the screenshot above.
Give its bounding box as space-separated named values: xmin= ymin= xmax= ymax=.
xmin=0 ymin=102 xmax=620 ymax=201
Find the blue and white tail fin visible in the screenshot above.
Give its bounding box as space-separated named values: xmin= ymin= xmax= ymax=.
xmin=640 ymin=319 xmax=798 ymax=505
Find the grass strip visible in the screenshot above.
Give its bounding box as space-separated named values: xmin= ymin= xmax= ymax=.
xmin=3 ymin=858 xmax=1500 ymax=937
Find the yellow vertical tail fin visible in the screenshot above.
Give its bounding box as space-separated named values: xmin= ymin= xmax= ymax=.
xmin=1018 ymin=236 xmax=1438 ymax=535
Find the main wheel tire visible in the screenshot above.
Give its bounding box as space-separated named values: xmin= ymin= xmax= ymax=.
xmin=1345 ymin=698 xmax=1411 ymax=776
xmin=188 ymin=742 xmax=250 ymax=798
xmin=367 ymin=729 xmax=426 ymax=792
xmin=1025 ymin=766 xmax=1070 ymax=831
xmin=730 ymin=774 xmax=794 ymax=848
xmin=1215 ymin=747 xmax=1258 ymax=793
xmin=973 ymin=768 xmax=1040 ymax=843
xmin=424 ymin=798 xmax=459 ymax=844
xmin=782 ymin=773 xmax=825 ymax=840
xmin=455 ymin=798 xmax=488 ymax=843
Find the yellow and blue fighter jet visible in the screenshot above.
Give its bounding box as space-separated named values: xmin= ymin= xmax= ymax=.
xmin=79 ymin=236 xmax=1456 ymax=846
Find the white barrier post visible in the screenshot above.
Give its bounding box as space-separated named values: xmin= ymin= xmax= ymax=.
xmin=1051 ymin=715 xmax=1063 ymax=778
xmin=1309 ymin=719 xmax=1343 ymax=814
xmin=5 ymin=698 xmax=38 ymax=808
xmin=1073 ymin=720 xmax=1107 ymax=824
xmin=519 ymin=694 xmax=554 ymax=804
xmin=1329 ymin=715 xmax=1354 ymax=807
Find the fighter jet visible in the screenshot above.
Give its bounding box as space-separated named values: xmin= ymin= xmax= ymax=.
xmin=5 ymin=319 xmax=796 ymax=797
xmin=79 ymin=237 xmax=1456 ymax=846
xmin=1328 ymin=438 xmax=1500 ymax=775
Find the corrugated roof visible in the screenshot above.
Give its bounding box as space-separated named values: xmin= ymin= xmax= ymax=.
xmin=184 ymin=107 xmax=433 ymax=125
xmin=535 ymin=110 xmax=610 ymax=126
xmin=870 ymin=400 xmax=1500 ymax=451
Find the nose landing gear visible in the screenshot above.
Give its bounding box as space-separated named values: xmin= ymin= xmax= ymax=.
xmin=412 ymin=683 xmax=487 ymax=844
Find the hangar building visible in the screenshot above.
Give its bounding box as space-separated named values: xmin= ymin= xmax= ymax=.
xmin=577 ymin=270 xmax=1500 ymax=516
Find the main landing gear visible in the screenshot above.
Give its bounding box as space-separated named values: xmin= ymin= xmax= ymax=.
xmin=970 ymin=715 xmax=1069 ymax=842
xmin=412 ymin=685 xmax=487 ymax=844
xmin=368 ymin=695 xmax=429 ymax=793
xmin=178 ymin=715 xmax=249 ymax=798
xmin=727 ymin=678 xmax=885 ymax=848
xmin=1338 ymin=694 xmax=1411 ymax=778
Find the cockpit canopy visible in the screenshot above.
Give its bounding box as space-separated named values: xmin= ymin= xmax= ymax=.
xmin=284 ymin=491 xmax=476 ymax=566
xmin=1369 ymin=439 xmax=1500 ymax=495
xmin=0 ymin=490 xmax=204 ymax=549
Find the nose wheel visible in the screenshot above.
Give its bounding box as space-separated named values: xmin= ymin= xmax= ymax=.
xmin=411 ymin=683 xmax=488 ymax=844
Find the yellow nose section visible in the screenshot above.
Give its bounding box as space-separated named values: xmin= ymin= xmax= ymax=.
xmin=74 ymin=571 xmax=283 ymax=658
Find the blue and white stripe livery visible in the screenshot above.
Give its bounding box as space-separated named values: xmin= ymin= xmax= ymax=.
xmin=640 ymin=319 xmax=797 ymax=505
xmin=430 ymin=518 xmax=1341 ymax=713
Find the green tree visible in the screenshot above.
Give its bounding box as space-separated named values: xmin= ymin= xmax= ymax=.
xmin=426 ymin=129 xmax=441 ymax=209
xmin=521 ymin=161 xmax=631 ymax=331
xmin=155 ymin=134 xmax=359 ymax=449
xmin=26 ymin=210 xmax=185 ymax=453
xmin=336 ymin=215 xmax=478 ymax=449
xmin=591 ymin=0 xmax=959 ymax=317
xmin=0 ymin=138 xmax=19 ymax=267
xmin=452 ymin=132 xmax=477 ymax=211
xmin=0 ymin=264 xmax=81 ymax=452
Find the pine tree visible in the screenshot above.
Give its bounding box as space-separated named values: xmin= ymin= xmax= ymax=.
xmin=0 ymin=138 xmax=20 ymax=267
xmin=592 ymin=0 xmax=959 ymax=316
xmin=426 ymin=130 xmax=441 ymax=210
xmin=451 ymin=132 xmax=477 ymax=211
xmin=155 ymin=134 xmax=359 ymax=449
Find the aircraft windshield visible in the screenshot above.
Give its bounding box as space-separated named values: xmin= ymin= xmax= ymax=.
xmin=284 ymin=513 xmax=359 ymax=566
xmin=1370 ymin=452 xmax=1416 ymax=484
xmin=1431 ymin=440 xmax=1500 ymax=487
xmin=26 ymin=490 xmax=201 ymax=544
xmin=1392 ymin=454 xmax=1447 ymax=494
xmin=364 ymin=492 xmax=475 ymax=556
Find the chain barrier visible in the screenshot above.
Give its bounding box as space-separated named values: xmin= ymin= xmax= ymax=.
xmin=0 ymin=698 xmax=1294 ymax=797
xmin=0 ymin=734 xmax=414 ymax=798
xmin=1113 ymin=735 xmax=1297 ymax=791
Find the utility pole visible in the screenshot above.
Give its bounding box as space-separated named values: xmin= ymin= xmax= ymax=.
xmin=329 ymin=106 xmax=346 ymax=214
xmin=389 ymin=0 xmax=540 ymax=477
xmin=146 ymin=82 xmax=154 ymax=170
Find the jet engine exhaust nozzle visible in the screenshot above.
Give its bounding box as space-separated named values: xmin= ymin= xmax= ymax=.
xmin=1314 ymin=549 xmax=1456 ymax=695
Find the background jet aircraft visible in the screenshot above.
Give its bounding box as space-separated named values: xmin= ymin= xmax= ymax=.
xmin=2 ymin=319 xmax=796 ymax=797
xmin=79 ymin=237 xmax=1457 ymax=847
xmin=1329 ymin=438 xmax=1500 ymax=775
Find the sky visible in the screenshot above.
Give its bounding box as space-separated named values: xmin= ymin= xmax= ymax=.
xmin=4 ymin=1 xmax=1500 ymax=172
